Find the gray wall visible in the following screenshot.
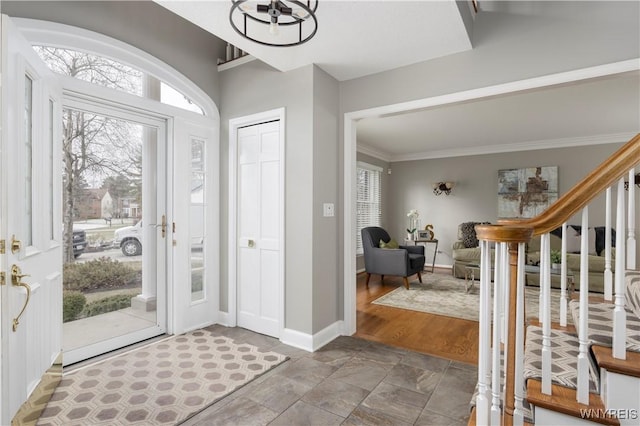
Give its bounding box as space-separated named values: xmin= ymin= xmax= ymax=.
xmin=385 ymin=143 xmax=624 ymax=267
xmin=220 ymin=63 xmax=342 ymax=335
xmin=355 ymin=152 xmax=391 ymax=271
xmin=312 ymin=66 xmax=340 ymax=332
xmin=341 ymin=1 xmax=639 ymax=113
xmin=219 ymin=60 xmax=316 ymax=334
xmin=1 ymin=1 xmax=225 ymax=106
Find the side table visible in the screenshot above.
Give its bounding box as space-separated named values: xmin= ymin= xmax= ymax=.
xmin=406 ymin=239 xmax=438 ymax=272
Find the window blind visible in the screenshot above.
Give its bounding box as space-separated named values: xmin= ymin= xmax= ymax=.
xmin=356 ymin=162 xmax=382 ymax=255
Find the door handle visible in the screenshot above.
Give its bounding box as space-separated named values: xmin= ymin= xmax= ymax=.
xmin=248 ymin=239 xmax=255 ymax=248
xmin=155 ymin=215 xmax=167 ymax=238
xmin=11 ymin=265 xmax=31 ymax=332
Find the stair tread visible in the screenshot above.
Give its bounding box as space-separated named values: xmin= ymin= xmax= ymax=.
xmin=527 ymin=380 xmax=619 ymax=426
xmin=524 ymin=325 xmax=599 ymax=393
xmin=592 ymin=344 xmax=640 ymax=378
xmin=528 ymin=319 xmax=577 ymax=334
xmin=569 ymin=300 xmax=640 ymax=353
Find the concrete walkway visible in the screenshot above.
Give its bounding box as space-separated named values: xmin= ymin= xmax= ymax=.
xmin=63 ymin=307 xmax=156 ymax=352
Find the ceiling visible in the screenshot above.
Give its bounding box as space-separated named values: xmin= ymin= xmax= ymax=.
xmin=357 ymin=71 xmax=640 ymax=161
xmin=155 ymin=1 xmax=639 ymax=161
xmin=155 ymin=0 xmax=474 ymax=81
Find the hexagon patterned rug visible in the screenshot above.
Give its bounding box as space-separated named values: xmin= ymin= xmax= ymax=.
xmin=37 ymin=329 xmax=287 ymax=425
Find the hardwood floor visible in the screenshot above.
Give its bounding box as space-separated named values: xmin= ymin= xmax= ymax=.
xmin=355 ymin=270 xmax=479 ymax=366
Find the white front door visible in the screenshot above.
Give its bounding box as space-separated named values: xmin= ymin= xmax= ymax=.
xmin=172 ymin=116 xmax=219 ymax=334
xmin=235 ymin=119 xmax=283 ymax=338
xmin=0 ymin=15 xmax=63 ymax=424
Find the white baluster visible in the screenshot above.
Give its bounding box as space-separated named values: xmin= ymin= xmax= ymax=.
xmin=560 ymin=223 xmax=568 ymax=327
xmin=491 ymin=243 xmax=505 ymax=425
xmin=502 ymin=242 xmax=510 ymax=348
xmin=628 ymin=168 xmax=636 ymax=269
xmin=476 ymin=239 xmax=491 ymax=424
xmin=495 ymin=242 xmax=505 ymax=344
xmin=541 ymin=233 xmax=552 ymax=394
xmin=604 ymin=188 xmax=613 ymax=300
xmin=577 ymin=208 xmax=590 ymax=404
xmin=513 ymin=242 xmax=526 ymax=426
xmin=614 ymin=178 xmax=627 ymax=359
xmin=539 ymin=234 xmax=547 ymax=321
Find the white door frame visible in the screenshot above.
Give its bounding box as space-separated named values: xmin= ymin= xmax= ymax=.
xmin=342 ymin=59 xmax=640 ymax=335
xmin=228 ymin=108 xmax=285 ymax=335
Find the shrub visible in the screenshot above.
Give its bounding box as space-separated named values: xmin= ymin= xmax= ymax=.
xmin=64 ymin=257 xmax=138 ymax=292
xmin=81 ymin=294 xmax=133 ymax=318
xmin=63 ymin=291 xmax=86 ymax=322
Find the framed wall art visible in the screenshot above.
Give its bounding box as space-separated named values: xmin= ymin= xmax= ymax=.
xmin=497 ymin=166 xmax=558 ymax=218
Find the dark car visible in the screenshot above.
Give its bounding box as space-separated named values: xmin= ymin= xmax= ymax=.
xmin=73 ymin=228 xmax=87 ymax=258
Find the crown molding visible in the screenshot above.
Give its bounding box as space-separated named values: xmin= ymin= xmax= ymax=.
xmin=390 ymin=132 xmax=637 ymax=162
xmin=356 ymin=143 xmax=392 ymax=162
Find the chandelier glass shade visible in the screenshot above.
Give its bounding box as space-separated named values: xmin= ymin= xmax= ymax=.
xmin=229 ymin=0 xmax=318 ymax=47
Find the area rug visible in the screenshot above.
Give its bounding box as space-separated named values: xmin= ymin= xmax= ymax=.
xmin=372 ymin=273 xmax=569 ymax=324
xmin=37 ymin=329 xmax=288 ymax=425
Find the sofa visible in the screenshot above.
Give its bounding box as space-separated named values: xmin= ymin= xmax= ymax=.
xmin=452 ymin=222 xmax=616 ymax=293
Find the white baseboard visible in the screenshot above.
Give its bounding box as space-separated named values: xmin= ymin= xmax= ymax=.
xmin=313 ymin=320 xmax=344 ymax=351
xmin=217 ymin=311 xmax=231 ymax=327
xmin=433 ymin=263 xmax=453 ymax=270
xmin=360 ymin=265 xmax=453 ymax=275
xmin=280 ymin=328 xmax=313 ymax=351
xmin=280 ymin=320 xmax=344 ymax=352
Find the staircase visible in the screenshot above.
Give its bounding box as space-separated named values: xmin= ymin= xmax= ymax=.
xmin=469 ymin=134 xmax=640 ymax=425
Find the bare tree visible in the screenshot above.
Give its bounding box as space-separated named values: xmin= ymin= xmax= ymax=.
xmin=34 ymin=47 xmax=144 ymax=262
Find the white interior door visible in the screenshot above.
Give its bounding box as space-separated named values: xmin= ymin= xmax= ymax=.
xmin=172 ymin=116 xmax=219 ymax=334
xmin=0 ymin=15 xmax=62 ymax=424
xmin=236 ymin=120 xmax=282 ymax=338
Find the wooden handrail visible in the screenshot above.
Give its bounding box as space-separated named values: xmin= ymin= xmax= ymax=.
xmin=494 ymin=133 xmax=640 ymax=236
xmin=473 ymin=133 xmax=640 ymax=425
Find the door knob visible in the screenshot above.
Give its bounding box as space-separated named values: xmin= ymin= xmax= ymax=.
xmin=248 ymin=239 xmax=255 ymax=248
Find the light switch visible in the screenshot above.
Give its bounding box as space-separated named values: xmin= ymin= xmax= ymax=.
xmin=323 ymin=203 xmax=335 ymax=217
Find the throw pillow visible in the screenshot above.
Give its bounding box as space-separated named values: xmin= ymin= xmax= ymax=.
xmin=594 ymin=226 xmax=616 ymax=255
xmin=565 ymin=228 xmax=582 ymax=253
xmin=564 ymin=225 xmax=598 ymax=255
xmin=379 ymin=239 xmax=399 ymax=249
xmin=459 ymin=222 xmax=489 ymax=248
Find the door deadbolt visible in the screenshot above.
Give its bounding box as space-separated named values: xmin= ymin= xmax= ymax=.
xmin=10 ymin=235 xmax=22 ymax=254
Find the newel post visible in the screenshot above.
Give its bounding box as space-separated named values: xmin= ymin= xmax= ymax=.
xmin=475 ymin=225 xmax=533 ymax=426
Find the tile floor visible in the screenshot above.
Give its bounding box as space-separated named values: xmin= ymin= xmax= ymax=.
xmin=180 ymin=325 xmax=476 ymax=426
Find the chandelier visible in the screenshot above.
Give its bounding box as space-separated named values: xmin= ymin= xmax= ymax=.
xmin=229 ymin=0 xmax=319 ymax=47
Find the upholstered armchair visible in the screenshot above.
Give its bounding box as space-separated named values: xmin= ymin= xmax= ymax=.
xmin=361 ymin=227 xmax=426 ymax=289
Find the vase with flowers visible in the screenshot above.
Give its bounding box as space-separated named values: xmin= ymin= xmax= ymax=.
xmin=406 ymin=209 xmax=419 ymax=240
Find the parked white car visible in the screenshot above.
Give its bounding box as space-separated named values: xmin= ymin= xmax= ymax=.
xmin=114 ymin=220 xmax=143 ymax=256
